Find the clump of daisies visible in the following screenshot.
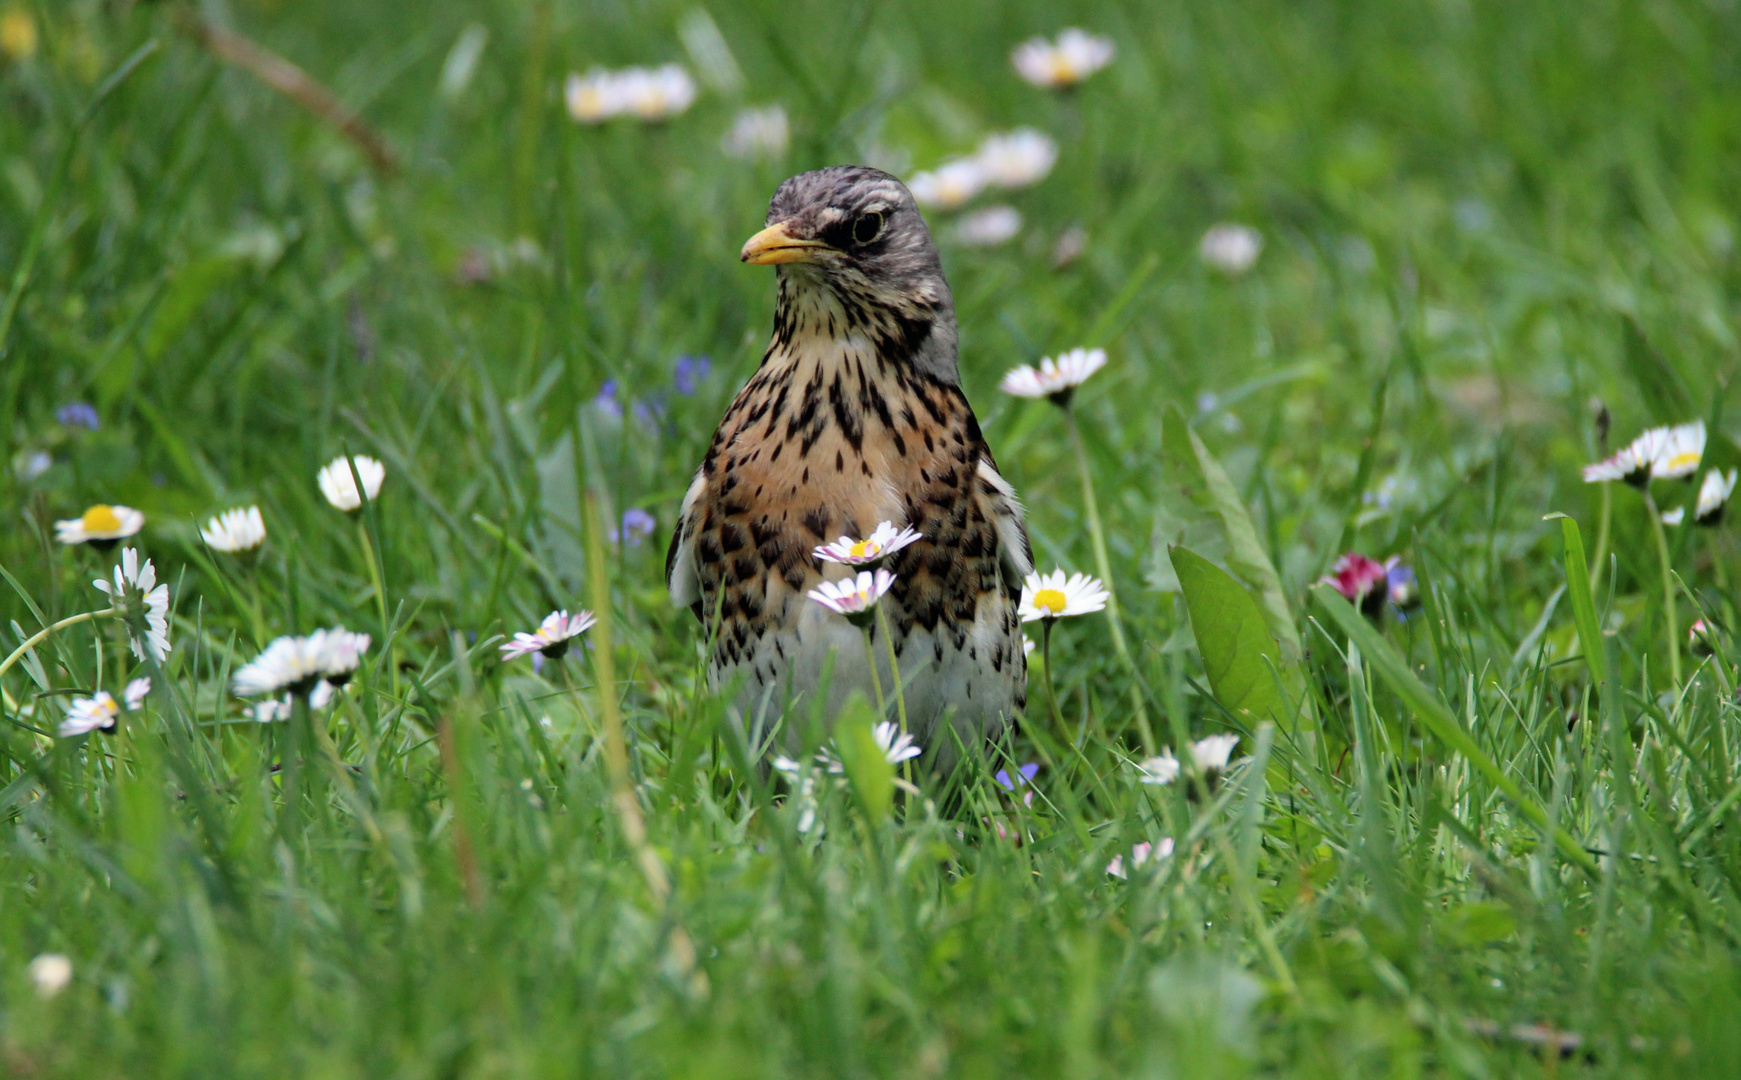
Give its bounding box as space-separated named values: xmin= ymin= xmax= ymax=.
xmin=565 ymin=64 xmax=696 ymax=124
xmin=772 ymin=721 xmax=924 ymax=835
xmin=54 ymin=504 xmax=143 ymax=548
xmin=93 ymin=548 xmax=170 ymax=663
xmin=1582 ymin=418 xmax=1710 ymax=685
xmin=1011 ymin=28 xmax=1115 ymax=90
xmin=200 ymin=506 xmax=266 ymax=553
xmin=1583 ymin=420 xmax=1705 ymax=487
xmin=232 ymin=628 xmax=371 ymax=709
xmin=318 ymin=455 xmax=386 ymax=513
xmin=907 ymin=129 xmax=1058 ymax=211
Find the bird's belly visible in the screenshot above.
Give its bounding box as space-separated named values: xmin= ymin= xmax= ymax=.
xmin=713 ymin=587 xmax=1026 ymax=770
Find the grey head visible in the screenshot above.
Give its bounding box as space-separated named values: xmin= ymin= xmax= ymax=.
xmin=741 ymin=165 xmax=960 ymax=384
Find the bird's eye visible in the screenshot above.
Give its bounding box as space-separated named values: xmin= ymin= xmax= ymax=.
xmin=853 ymin=212 xmax=885 ymax=245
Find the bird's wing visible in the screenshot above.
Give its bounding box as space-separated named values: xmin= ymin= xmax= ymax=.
xmin=975 ymin=456 xmax=1032 ymax=598
xmin=666 ymin=469 xmax=706 ymax=619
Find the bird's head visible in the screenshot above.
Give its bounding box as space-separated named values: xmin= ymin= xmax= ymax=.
xmin=743 ymin=166 xmax=959 ymax=383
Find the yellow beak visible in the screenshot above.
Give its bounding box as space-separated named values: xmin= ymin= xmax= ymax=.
xmin=740 ymin=222 xmax=832 ymax=265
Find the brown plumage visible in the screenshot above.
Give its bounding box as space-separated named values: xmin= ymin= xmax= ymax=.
xmin=667 ymin=166 xmax=1031 ymax=769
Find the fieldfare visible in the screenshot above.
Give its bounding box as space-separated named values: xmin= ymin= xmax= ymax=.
xmin=667 ymin=166 xmax=1032 ymax=769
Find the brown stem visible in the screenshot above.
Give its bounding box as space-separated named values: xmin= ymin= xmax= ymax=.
xmin=177 ymin=12 xmax=399 ymax=176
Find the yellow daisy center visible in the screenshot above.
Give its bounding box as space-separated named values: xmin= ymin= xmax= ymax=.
xmin=1033 ymin=588 xmax=1068 ymax=615
xmin=850 ymin=539 xmax=881 ymax=559
xmin=1048 ymin=56 xmax=1078 ymax=84
xmin=1661 ymin=451 xmax=1699 ymax=472
xmin=82 ymin=505 xmax=122 ymax=534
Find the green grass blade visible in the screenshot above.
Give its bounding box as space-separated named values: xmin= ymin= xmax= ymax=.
xmin=1312 ymin=585 xmax=1599 ymax=878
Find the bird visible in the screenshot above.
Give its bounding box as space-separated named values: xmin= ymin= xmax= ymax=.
xmin=666 ymin=166 xmax=1033 ymax=771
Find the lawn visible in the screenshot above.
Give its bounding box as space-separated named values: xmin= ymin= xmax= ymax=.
xmin=3 ymin=0 xmax=1741 ymax=1075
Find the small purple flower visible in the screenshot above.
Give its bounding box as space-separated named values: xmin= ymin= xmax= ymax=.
xmin=594 ymin=380 xmax=622 ymax=419
xmin=995 ymin=762 xmax=1039 ymax=807
xmin=673 ymin=354 xmax=712 ymax=396
xmin=57 ymin=402 xmax=99 ymax=430
xmin=611 ymin=508 xmax=656 ymax=547
xmin=1384 ymin=557 xmax=1419 ymax=612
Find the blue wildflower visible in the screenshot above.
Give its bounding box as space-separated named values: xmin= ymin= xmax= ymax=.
xmin=57 ymin=402 xmax=99 ymax=430
xmin=611 ymin=508 xmax=656 ymax=547
xmin=594 ymin=380 xmax=622 ymax=419
xmin=673 ymin=354 xmax=712 ymax=396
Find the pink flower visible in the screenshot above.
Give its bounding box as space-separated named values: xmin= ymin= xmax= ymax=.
xmin=1322 ymin=553 xmax=1388 ymax=617
xmin=1107 ymin=837 xmax=1175 ymax=879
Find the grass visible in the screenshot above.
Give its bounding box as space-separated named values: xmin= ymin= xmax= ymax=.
xmin=4 ymin=0 xmax=1741 ymax=1074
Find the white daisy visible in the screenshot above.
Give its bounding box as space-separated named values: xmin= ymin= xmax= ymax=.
xmin=123 ymin=677 xmax=151 ymax=711
xmin=907 ymin=158 xmax=990 ymax=211
xmin=621 ymin=64 xmax=697 ymax=121
xmin=1662 ymin=507 xmax=1686 ymax=526
xmin=771 ymin=755 xmax=823 ymax=834
xmin=565 ymin=69 xmax=620 ymax=123
xmin=248 ymin=697 xmax=293 ymax=723
xmin=1136 ymin=752 xmax=1179 ymax=785
xmin=1188 ymin=733 xmax=1241 ymax=773
xmin=58 ymin=692 xmax=119 ymax=737
xmin=1023 ymin=636 xmax=1036 ymax=657
xmin=200 ymin=506 xmax=266 ymax=553
xmin=1582 ymin=427 xmax=1667 ymax=486
xmin=807 ymin=569 xmax=896 ymax=627
xmin=565 ymin=64 xmax=696 ymax=125
xmin=1651 ymin=420 xmax=1706 ymax=479
xmin=1107 ymin=837 xmax=1173 ymax=879
xmin=233 ymin=628 xmax=368 ymax=698
xmin=317 ymin=455 xmax=385 ymax=512
xmin=54 ymin=503 xmax=144 ymax=546
xmin=1018 ymin=568 xmax=1109 ymax=622
xmin=27 ymin=954 xmax=72 ymax=999
xmin=1011 ymin=28 xmax=1115 ymax=89
xmin=1696 ymin=467 xmax=1737 ymax=525
xmin=320 ymin=628 xmax=372 ymax=685
xmin=953 ymin=205 xmax=1022 ymax=248
xmin=722 ymin=104 xmax=788 ymax=159
xmin=998 ymin=347 xmax=1107 ymax=405
xmin=974 ymin=129 xmax=1057 ymax=189
xmin=812 ymin=721 xmax=922 ymax=775
xmin=92 ymin=548 xmax=170 ymax=663
xmin=499 ymin=609 xmax=596 ymax=662
xmin=1199 ymin=223 xmax=1264 ymax=275
xmin=872 ymin=721 xmax=922 ymax=765
xmin=813 ymin=521 xmax=922 ymax=567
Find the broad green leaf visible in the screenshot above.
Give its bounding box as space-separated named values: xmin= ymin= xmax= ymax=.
xmin=1553 ymin=515 xmax=1608 ymax=688
xmin=1162 ymin=405 xmax=1303 ymax=670
xmin=1170 ymin=545 xmax=1284 ymax=728
xmin=834 ymin=693 xmax=893 ymax=824
xmin=1312 ymin=586 xmax=1599 ymax=878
